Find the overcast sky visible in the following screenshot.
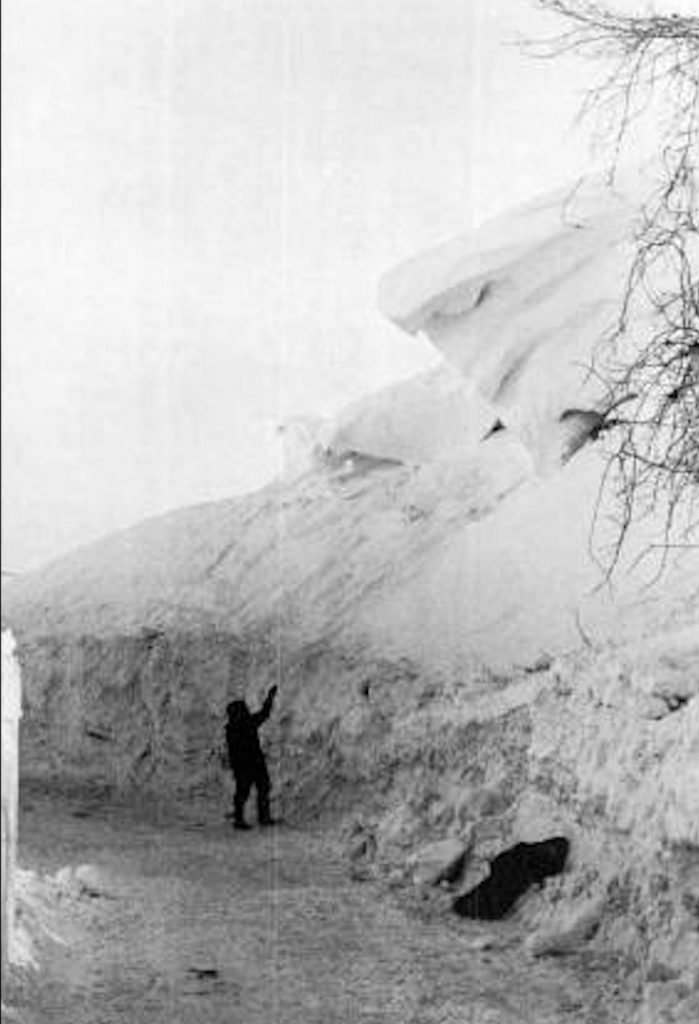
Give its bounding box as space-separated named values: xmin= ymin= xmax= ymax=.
xmin=2 ymin=0 xmax=686 ymax=571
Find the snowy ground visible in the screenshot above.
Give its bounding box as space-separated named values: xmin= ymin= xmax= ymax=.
xmin=5 ymin=785 xmax=638 ymax=1024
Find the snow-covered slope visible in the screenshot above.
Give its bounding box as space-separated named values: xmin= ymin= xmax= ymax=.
xmin=5 ymin=175 xmax=696 ymax=660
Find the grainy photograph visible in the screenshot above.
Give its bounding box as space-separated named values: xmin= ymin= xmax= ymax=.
xmin=2 ymin=2 xmax=698 ymax=1022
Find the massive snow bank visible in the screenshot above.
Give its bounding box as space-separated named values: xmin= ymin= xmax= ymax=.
xmin=3 ymin=172 xmax=698 ymax=1021
xmin=3 ymin=172 xmax=696 ymax=749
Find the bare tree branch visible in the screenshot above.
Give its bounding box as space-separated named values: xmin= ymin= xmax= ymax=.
xmin=531 ymin=1 xmax=699 ymax=578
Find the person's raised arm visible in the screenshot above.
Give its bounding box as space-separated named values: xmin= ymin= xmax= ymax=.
xmin=251 ymin=685 xmax=278 ymax=727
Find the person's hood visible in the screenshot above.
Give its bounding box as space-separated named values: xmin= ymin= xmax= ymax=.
xmin=226 ymin=700 xmax=251 ymax=724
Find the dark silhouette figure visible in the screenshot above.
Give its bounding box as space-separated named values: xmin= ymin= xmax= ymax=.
xmin=225 ymin=686 xmax=278 ymax=830
xmin=453 ymin=837 xmax=569 ymax=920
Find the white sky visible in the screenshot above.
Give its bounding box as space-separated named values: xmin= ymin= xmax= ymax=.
xmin=2 ymin=0 xmax=688 ymax=571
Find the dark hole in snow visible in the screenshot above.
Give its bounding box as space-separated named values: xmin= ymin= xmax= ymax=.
xmin=524 ymin=654 xmax=553 ymax=675
xmin=482 ymin=418 xmax=506 ymax=442
xmin=452 ymin=837 xmax=569 ymax=920
xmin=559 ymin=408 xmax=606 ymax=440
xmin=475 ymin=281 xmax=494 ymax=307
xmin=187 ymin=968 xmax=220 ymax=980
xmin=662 ymin=693 xmax=690 ymax=713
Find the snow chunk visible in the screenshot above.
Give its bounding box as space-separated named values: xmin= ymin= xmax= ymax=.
xmin=279 ymin=364 xmax=498 ymax=477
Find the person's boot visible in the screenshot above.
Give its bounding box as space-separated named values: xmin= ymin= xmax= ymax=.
xmin=233 ymin=801 xmax=252 ymax=830
xmin=257 ymin=790 xmax=278 ymax=826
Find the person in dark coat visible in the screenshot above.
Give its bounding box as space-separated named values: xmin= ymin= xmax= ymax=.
xmin=225 ymin=685 xmax=278 ymax=829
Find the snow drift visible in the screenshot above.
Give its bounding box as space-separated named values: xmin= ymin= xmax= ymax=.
xmin=378 ymin=173 xmax=651 ymax=469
